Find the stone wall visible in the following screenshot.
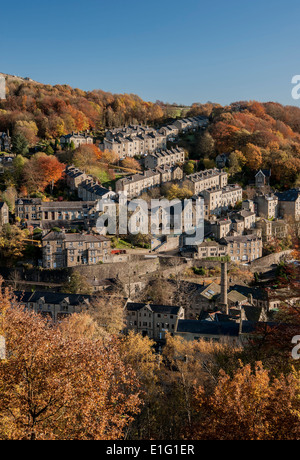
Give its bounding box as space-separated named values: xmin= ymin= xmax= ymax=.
xmin=249 ymin=250 xmax=293 ymax=272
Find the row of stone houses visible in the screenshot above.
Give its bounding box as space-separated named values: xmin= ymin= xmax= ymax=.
xmin=200 ymin=184 xmax=243 ymax=217
xmin=14 ymin=291 xmax=91 ymax=323
xmin=182 ymin=234 xmax=263 ymax=263
xmin=103 ymin=125 xmax=167 ymax=158
xmin=115 ymin=166 xmax=183 ymax=198
xmin=144 ymin=147 xmax=185 ymax=169
xmin=184 ymin=169 xmax=228 ymax=195
xmin=159 ymin=116 xmax=209 ymax=138
xmin=60 ymin=131 xmax=94 ymax=149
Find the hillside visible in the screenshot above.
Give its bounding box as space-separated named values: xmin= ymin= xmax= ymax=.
xmin=0 ymin=74 xmax=167 ymax=141
xmin=184 ymin=101 xmax=300 ymax=188
xmin=1 ymin=75 xmax=300 ymax=188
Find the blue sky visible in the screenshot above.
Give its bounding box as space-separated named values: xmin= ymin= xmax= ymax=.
xmin=1 ymin=0 xmax=300 ymax=106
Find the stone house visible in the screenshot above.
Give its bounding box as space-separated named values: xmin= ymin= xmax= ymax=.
xmin=116 ymin=170 xmax=161 ymax=198
xmin=275 ymin=189 xmax=300 ymax=221
xmin=255 ymin=194 xmax=279 ymax=219
xmin=14 ymin=291 xmax=91 ymax=323
xmin=60 ymin=131 xmax=94 ymax=149
xmin=144 ymin=147 xmax=185 ymax=169
xmin=124 ymin=301 xmax=185 ymax=341
xmin=42 ymin=231 xmax=111 ymax=269
xmin=255 ymin=169 xmax=271 ymax=187
xmin=0 ymin=132 xmax=11 ymax=151
xmin=222 ymin=235 xmax=263 ymax=263
xmin=185 ymin=169 xmax=228 ymax=195
xmin=65 ymin=166 xmax=90 ymax=191
xmin=255 ymin=218 xmax=288 ymax=242
xmin=77 ymin=180 xmax=115 ymax=201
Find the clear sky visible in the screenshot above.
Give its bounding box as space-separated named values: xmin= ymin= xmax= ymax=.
xmin=1 ymin=0 xmax=300 ymax=106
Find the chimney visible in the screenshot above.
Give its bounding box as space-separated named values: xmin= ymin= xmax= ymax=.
xmin=239 ymin=306 xmax=244 ymax=335
xmin=220 ymin=261 xmax=228 ymax=315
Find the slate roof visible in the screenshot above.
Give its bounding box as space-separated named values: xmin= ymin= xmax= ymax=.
xmin=275 ymin=189 xmax=300 ymax=202
xmin=14 ymin=291 xmax=91 ymax=306
xmin=256 ymin=169 xmax=271 ymax=178
xmin=176 ymin=320 xmax=264 ymax=336
xmin=42 ymin=231 xmax=109 ymax=243
xmin=126 ymin=302 xmax=181 ymax=315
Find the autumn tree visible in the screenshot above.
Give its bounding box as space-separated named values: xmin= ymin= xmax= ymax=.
xmin=22 ymin=153 xmax=65 ymax=194
xmin=0 ymin=225 xmax=27 ymax=265
xmin=0 ymin=302 xmax=141 ymax=440
xmin=191 ymin=363 xmax=300 ymax=440
xmin=228 ymin=150 xmax=247 ymax=175
xmin=73 ymin=144 xmax=102 ymax=171
xmin=88 ymin=295 xmax=126 ymax=337
xmin=118 ymin=332 xmax=160 ymax=439
xmin=120 ymin=157 xmax=142 ymax=171
xmin=242 ymin=143 xmax=263 ymax=170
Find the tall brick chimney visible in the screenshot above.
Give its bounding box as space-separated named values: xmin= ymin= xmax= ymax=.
xmin=220 ymin=261 xmax=229 ymax=315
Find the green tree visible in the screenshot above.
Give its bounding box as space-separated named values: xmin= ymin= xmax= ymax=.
xmin=183 ymin=161 xmax=195 ymax=175
xmin=11 ymin=133 xmax=29 ymax=156
xmin=62 ymin=271 xmax=93 ymax=295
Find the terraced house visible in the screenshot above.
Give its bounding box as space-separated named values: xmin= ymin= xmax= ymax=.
xmin=15 ymin=199 xmax=99 ymax=230
xmin=42 ymin=231 xmax=111 ymax=268
xmin=124 ymin=301 xmax=185 ymax=341
xmin=144 ymin=147 xmax=185 ymax=169
xmin=14 ymin=291 xmax=91 ymax=323
xmin=116 ymin=170 xmax=161 ymax=198
xmin=60 ymin=131 xmax=94 ymax=148
xmin=201 ymin=184 xmax=243 ymax=217
xmin=103 ymin=125 xmax=167 ymax=158
xmin=185 ymin=169 xmax=228 ymax=195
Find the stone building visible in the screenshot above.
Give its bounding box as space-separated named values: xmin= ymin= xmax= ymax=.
xmin=185 ymin=169 xmax=228 ymax=195
xmin=60 ymin=131 xmax=94 ymax=149
xmin=182 ymin=240 xmax=227 ymax=259
xmin=116 ymin=170 xmax=161 ymax=198
xmin=255 ymin=169 xmax=271 ymax=187
xmin=124 ymin=301 xmax=185 ymax=341
xmin=255 ymin=194 xmax=278 ymax=219
xmin=0 ymin=132 xmax=11 ymax=151
xmin=14 ymin=291 xmax=91 ymax=323
xmin=65 ymin=166 xmax=90 ymax=191
xmin=159 ymin=125 xmax=179 ymax=139
xmin=42 ymin=231 xmax=111 ymax=269
xmin=222 ymin=235 xmax=263 ymax=263
xmin=15 ymin=198 xmax=43 ymax=222
xmin=103 ymin=125 xmax=167 ymax=158
xmin=255 ymin=218 xmax=288 ymax=242
xmin=144 ymin=147 xmax=185 ymax=169
xmin=155 ymin=165 xmax=183 ymax=184
xmin=77 ymin=180 xmax=115 ymax=201
xmin=15 ymin=199 xmax=100 ymax=230
xmin=201 ymin=184 xmax=242 ymax=218
xmin=275 ymin=189 xmax=300 ymax=221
